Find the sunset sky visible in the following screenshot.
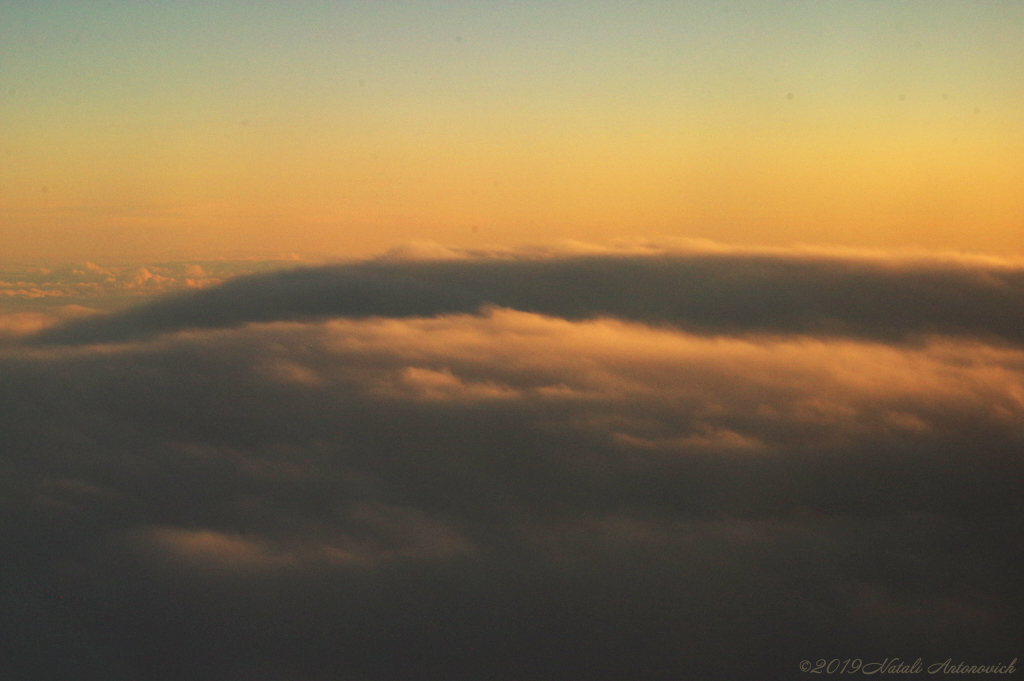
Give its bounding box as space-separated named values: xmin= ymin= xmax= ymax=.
xmin=2 ymin=0 xmax=1022 ymax=260
xmin=2 ymin=4 xmax=1022 ymax=680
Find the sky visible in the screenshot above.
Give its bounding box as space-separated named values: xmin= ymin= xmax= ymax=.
xmin=2 ymin=0 xmax=1023 ymax=260
xmin=2 ymin=3 xmax=1023 ymax=680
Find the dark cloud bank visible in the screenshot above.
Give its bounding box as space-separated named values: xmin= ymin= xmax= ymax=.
xmin=3 ymin=248 xmax=1022 ymax=680
xmin=33 ymin=247 xmax=1024 ymax=345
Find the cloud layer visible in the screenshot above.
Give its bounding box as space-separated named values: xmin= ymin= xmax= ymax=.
xmin=2 ymin=246 xmax=1022 ymax=680
xmin=33 ymin=246 xmax=1024 ymax=347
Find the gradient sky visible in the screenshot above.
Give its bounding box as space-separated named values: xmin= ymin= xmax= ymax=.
xmin=2 ymin=0 xmax=1022 ymax=260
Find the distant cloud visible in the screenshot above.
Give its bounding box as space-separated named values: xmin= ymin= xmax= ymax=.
xmin=0 ymin=259 xmax=305 ymax=319
xmin=33 ymin=244 xmax=1024 ymax=346
xmin=0 ymin=305 xmax=95 ymax=340
xmin=1 ymin=243 xmax=1021 ymax=679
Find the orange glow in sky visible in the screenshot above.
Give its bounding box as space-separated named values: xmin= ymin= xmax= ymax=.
xmin=2 ymin=1 xmax=1022 ymax=260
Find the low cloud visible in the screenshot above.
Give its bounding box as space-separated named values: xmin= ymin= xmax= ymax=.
xmin=0 ymin=258 xmax=306 ymax=324
xmin=32 ymin=245 xmax=1024 ymax=346
xmin=0 ymin=305 xmax=96 ymax=340
xmin=3 ymin=306 xmax=1022 ymax=679
xmin=1 ymin=244 xmax=1021 ymax=679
